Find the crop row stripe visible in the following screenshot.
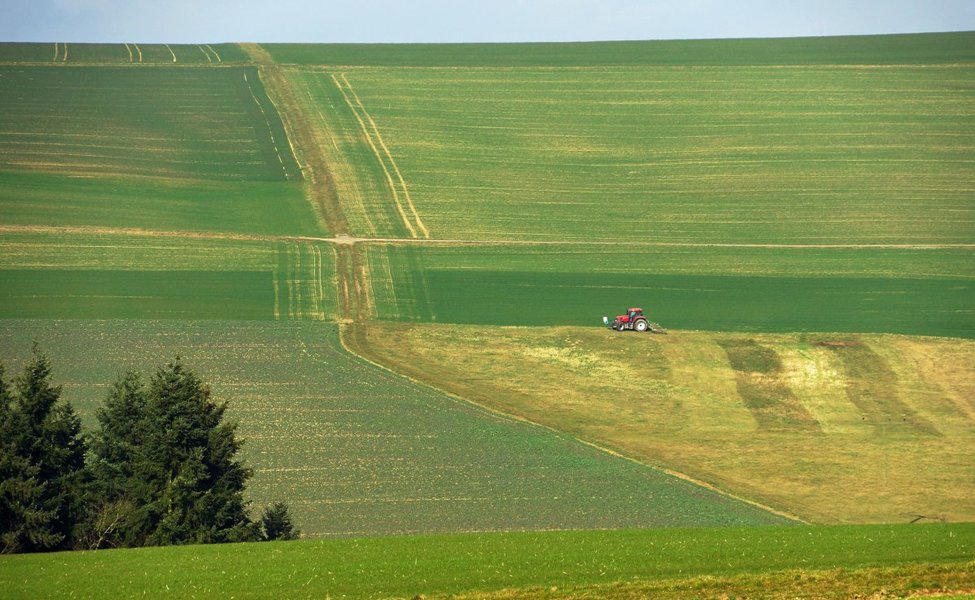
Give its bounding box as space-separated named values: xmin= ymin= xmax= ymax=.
xmin=242 ymin=71 xmax=292 ymax=179
xmin=206 ymin=44 xmax=222 ymax=63
xmin=133 ymin=43 xmax=143 ymax=63
xmin=333 ymin=73 xmax=430 ymax=239
xmin=164 ymin=43 xmax=177 ymax=63
xmin=124 ymin=43 xmax=133 ymax=63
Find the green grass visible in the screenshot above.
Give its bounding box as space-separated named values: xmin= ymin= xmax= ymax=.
xmin=0 ymin=524 xmax=971 ymax=599
xmin=0 ymin=320 xmax=792 ymax=538
xmin=262 ymin=32 xmax=975 ymax=66
xmin=366 ymin=245 xmax=975 ymax=338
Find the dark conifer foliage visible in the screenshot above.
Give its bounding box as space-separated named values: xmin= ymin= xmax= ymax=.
xmin=89 ymin=359 xmax=261 ymax=547
xmin=2 ymin=350 xmax=294 ymax=553
xmin=262 ymin=501 xmax=300 ymax=541
xmin=0 ymin=348 xmax=87 ymax=553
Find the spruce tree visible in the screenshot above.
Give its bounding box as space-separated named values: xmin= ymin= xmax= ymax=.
xmin=83 ymin=372 xmax=148 ymax=548
xmin=261 ymin=501 xmax=300 ymax=541
xmin=0 ymin=349 xmax=86 ymax=552
xmin=89 ymin=359 xmax=260 ymax=546
xmin=0 ymin=363 xmax=57 ymax=553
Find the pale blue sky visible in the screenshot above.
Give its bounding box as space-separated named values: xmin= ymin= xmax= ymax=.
xmin=3 ymin=0 xmax=974 ymax=44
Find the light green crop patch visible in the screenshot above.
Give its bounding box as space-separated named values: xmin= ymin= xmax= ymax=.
xmin=339 ymin=63 xmax=974 ymax=245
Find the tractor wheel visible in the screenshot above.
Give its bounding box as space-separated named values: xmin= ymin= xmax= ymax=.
xmin=635 ymin=320 xmax=648 ymax=332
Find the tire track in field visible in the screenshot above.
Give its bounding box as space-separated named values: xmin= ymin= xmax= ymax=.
xmin=242 ymin=70 xmax=293 ymax=180
xmin=240 ymin=44 xmax=349 ymax=237
xmin=198 ymin=44 xmax=213 ymax=63
xmin=332 ymin=73 xmax=430 ymax=239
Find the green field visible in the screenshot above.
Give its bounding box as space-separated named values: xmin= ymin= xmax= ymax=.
xmin=0 ymin=66 xmax=301 ymax=182
xmin=0 ymin=65 xmax=319 ymax=242
xmin=0 ymin=42 xmax=251 ymax=64
xmin=364 ymin=244 xmax=975 ymax=337
xmin=334 ymin=64 xmax=974 ymax=244
xmin=264 ymin=32 xmax=975 ymax=66
xmin=0 ymin=320 xmax=790 ymax=536
xmin=283 ymin=34 xmax=974 ymax=339
xmin=0 ymin=524 xmax=971 ymax=599
xmin=1 ymin=33 xmax=973 ymax=596
xmin=0 ymin=232 xmax=336 ymax=320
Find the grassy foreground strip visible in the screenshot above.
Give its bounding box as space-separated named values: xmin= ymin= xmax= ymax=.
xmin=448 ymin=563 xmax=975 ymax=600
xmin=0 ymin=524 xmax=971 ymax=599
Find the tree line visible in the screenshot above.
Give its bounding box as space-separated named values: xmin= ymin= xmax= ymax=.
xmin=0 ymin=346 xmax=298 ymax=553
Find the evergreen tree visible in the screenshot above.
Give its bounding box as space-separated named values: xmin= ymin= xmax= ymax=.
xmin=0 ymin=349 xmax=86 ymax=552
xmin=89 ymin=359 xmax=260 ymax=547
xmin=82 ymin=372 xmax=148 ymax=549
xmin=0 ymin=363 xmax=57 ymax=553
xmin=261 ymin=502 xmax=300 ymax=541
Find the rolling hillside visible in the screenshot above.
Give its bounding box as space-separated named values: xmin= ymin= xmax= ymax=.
xmin=0 ymin=32 xmax=972 ymax=544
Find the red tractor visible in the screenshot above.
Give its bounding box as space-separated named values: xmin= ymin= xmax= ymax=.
xmin=604 ymin=308 xmax=665 ymax=333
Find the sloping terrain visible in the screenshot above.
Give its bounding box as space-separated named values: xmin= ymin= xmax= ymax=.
xmin=0 ymin=33 xmax=973 ymax=539
xmin=351 ymin=323 xmax=975 ymax=523
xmin=0 ymin=320 xmax=791 ymax=535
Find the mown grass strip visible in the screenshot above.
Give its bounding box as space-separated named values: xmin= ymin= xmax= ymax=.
xmin=353 ymin=324 xmax=975 ymax=523
xmin=717 ymin=339 xmax=820 ymax=431
xmin=0 ymin=524 xmax=971 ymax=599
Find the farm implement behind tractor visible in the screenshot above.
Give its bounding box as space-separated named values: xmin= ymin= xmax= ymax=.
xmin=604 ymin=308 xmax=666 ymax=333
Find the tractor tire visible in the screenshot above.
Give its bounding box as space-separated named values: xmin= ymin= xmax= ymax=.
xmin=635 ymin=320 xmax=648 ymax=332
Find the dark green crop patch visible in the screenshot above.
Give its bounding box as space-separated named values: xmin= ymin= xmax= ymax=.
xmin=0 ymin=270 xmax=274 ymax=320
